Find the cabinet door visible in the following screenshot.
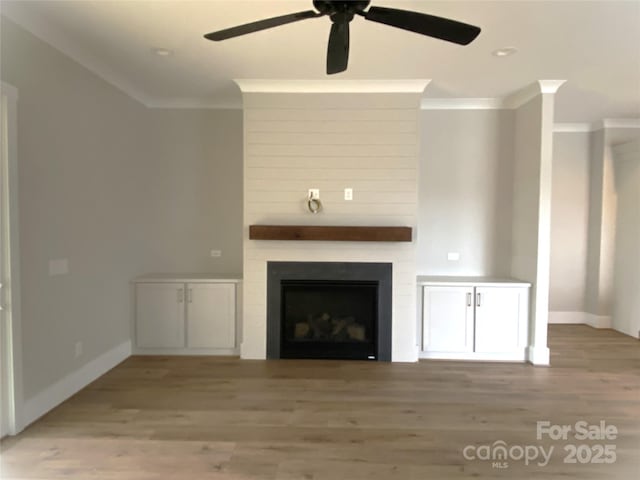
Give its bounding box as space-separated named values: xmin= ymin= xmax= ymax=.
xmin=474 ymin=287 xmax=527 ymax=353
xmin=187 ymin=283 xmax=236 ymax=349
xmin=136 ymin=283 xmax=185 ymax=348
xmin=423 ymin=286 xmax=474 ymax=353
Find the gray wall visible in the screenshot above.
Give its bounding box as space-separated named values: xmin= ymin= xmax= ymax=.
xmin=138 ymin=109 xmax=242 ymax=276
xmin=1 ymin=16 xmax=147 ymax=400
xmin=418 ymin=110 xmax=514 ymax=276
xmin=549 ymin=132 xmax=590 ymax=312
xmin=612 ymin=139 xmax=640 ymax=338
xmin=585 ymin=127 xmax=640 ymax=320
xmin=1 ymin=17 xmax=242 ymax=403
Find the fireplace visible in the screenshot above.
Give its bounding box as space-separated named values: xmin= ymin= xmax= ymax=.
xmin=267 ymin=262 xmax=392 ymax=361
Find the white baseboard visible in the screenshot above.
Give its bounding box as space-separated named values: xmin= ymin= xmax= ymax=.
xmin=526 ymin=345 xmax=550 ymax=366
xmin=22 ymin=340 xmax=131 ymax=430
xmin=548 ymin=311 xmax=586 ymax=324
xmin=132 ymin=347 xmax=239 ymax=356
xmin=584 ymin=313 xmax=612 ymax=329
xmin=419 ymin=350 xmax=526 ymax=362
xmin=548 ymin=311 xmax=612 ymax=329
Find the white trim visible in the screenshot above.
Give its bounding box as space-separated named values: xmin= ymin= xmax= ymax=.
xmin=538 ymin=80 xmax=566 ymax=94
xmin=1 ymin=4 xmax=152 ymax=107
xmin=22 ymin=340 xmax=131 ymax=429
xmin=602 ymin=118 xmax=640 ymax=129
xmin=526 ymin=345 xmax=550 ymax=366
xmin=133 ymin=347 xmax=239 ymax=356
xmin=419 ymin=350 xmax=526 ymax=362
xmin=548 ymin=311 xmax=586 ymax=324
xmin=145 ymin=100 xmax=243 ymax=110
xmin=553 ymin=123 xmax=592 ymax=133
xmin=503 ymin=80 xmax=566 ymax=109
xmin=420 ymin=98 xmax=506 ymax=110
xmin=421 ymin=80 xmax=567 ymax=112
xmin=234 ymin=79 xmax=431 ymax=94
xmin=393 ymin=345 xmax=420 ymax=363
xmin=592 ymin=118 xmax=640 ymax=131
xmin=1 ymin=82 xmax=23 ymax=435
xmin=584 ymin=313 xmax=612 ymax=329
xmin=547 ymin=311 xmax=613 ymax=329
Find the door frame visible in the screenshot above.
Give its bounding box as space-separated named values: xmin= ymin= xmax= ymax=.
xmin=1 ymin=81 xmax=23 ymax=435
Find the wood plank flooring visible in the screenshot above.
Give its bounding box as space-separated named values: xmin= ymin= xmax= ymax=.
xmin=1 ymin=325 xmax=639 ymax=479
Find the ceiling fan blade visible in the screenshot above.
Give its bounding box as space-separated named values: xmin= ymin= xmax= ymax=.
xmin=327 ymin=22 xmax=349 ymax=74
xmin=360 ymin=6 xmax=480 ymax=45
xmin=204 ymin=10 xmax=323 ymax=41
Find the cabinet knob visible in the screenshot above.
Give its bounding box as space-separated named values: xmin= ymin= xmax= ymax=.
xmin=466 ymin=292 xmax=472 ymax=307
xmin=476 ymin=293 xmax=481 ymax=307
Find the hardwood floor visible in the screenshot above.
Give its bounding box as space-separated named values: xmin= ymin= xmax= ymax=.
xmin=2 ymin=325 xmax=639 ymax=479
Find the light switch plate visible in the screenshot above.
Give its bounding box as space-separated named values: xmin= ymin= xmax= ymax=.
xmin=447 ymin=252 xmax=460 ymax=261
xmin=210 ymin=250 xmax=222 ymax=258
xmin=344 ymin=188 xmax=353 ymax=201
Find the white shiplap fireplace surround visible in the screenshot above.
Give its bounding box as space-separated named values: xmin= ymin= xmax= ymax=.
xmin=238 ymin=80 xmax=430 ymax=362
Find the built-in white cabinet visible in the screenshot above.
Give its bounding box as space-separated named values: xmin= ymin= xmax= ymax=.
xmin=134 ymin=275 xmax=240 ymax=354
xmin=186 ymin=283 xmax=235 ymax=349
xmin=136 ymin=282 xmax=186 ymax=348
xmin=422 ymin=286 xmax=475 ymax=353
xmin=419 ymin=277 xmax=530 ymax=361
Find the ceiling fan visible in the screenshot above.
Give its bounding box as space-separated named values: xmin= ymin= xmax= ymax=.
xmin=204 ymin=1 xmax=481 ymax=74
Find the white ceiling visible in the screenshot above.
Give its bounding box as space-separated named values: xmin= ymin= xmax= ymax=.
xmin=3 ymin=0 xmax=640 ymax=123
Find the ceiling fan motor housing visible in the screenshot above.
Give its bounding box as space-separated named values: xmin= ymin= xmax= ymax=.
xmin=314 ymin=0 xmax=370 ymax=22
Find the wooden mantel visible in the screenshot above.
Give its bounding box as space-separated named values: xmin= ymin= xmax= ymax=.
xmin=249 ymin=225 xmax=412 ymax=242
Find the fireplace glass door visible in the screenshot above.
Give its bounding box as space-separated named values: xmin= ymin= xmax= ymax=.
xmin=280 ymin=280 xmax=378 ymax=360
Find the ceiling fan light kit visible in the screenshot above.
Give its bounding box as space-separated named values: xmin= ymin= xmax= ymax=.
xmin=204 ymin=1 xmax=481 ymax=74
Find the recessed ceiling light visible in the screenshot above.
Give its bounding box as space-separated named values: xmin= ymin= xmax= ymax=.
xmin=153 ymin=48 xmax=173 ymax=57
xmin=492 ymin=47 xmax=517 ymax=57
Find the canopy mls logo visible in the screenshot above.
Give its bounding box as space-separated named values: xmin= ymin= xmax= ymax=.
xmin=463 ymin=440 xmax=553 ymax=468
xmin=463 ymin=420 xmax=618 ymax=469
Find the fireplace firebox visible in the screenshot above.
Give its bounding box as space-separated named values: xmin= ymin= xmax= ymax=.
xmin=267 ymin=262 xmax=392 ymax=361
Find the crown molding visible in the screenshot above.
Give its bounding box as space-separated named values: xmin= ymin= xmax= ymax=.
xmin=1 ymin=4 xmax=154 ymax=107
xmin=420 ymin=98 xmax=506 ymax=110
xmin=502 ymin=80 xmax=567 ymax=109
xmin=422 ymin=80 xmax=568 ymax=112
xmin=145 ymin=99 xmax=242 ymax=110
xmin=234 ymin=79 xmax=431 ymax=94
xmin=600 ymin=118 xmax=640 ymax=130
xmin=538 ymin=80 xmax=567 ymax=94
xmin=553 ymin=123 xmax=592 ymax=133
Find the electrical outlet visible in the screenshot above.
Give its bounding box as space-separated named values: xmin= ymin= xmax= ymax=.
xmin=447 ymin=252 xmax=460 ymax=261
xmin=74 ymin=341 xmax=82 ymax=358
xmin=344 ymin=188 xmax=353 ymax=201
xmin=210 ymin=250 xmax=222 ymax=258
xmin=308 ymin=189 xmax=320 ymax=200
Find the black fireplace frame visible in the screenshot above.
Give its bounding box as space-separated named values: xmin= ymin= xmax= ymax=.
xmin=267 ymin=261 xmax=392 ymax=361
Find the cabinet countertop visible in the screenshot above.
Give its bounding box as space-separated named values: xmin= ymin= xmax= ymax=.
xmin=417 ymin=276 xmax=531 ymax=287
xmin=134 ymin=274 xmax=242 ymax=284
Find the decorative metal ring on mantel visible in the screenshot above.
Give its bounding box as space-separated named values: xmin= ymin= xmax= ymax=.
xmin=307 ymin=196 xmax=322 ymax=214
